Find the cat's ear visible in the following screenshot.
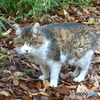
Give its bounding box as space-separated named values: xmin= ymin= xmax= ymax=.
xmin=13 ymin=24 xmax=22 ymax=35
xmin=32 ymin=23 xmax=40 ymax=35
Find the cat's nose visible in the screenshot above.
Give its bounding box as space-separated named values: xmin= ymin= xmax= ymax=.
xmin=25 ymin=49 xmax=29 ymax=52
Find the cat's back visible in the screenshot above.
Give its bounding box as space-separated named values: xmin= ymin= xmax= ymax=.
xmin=41 ymin=22 xmax=89 ymax=33
xmin=40 ymin=22 xmax=97 ymax=39
xmin=41 ymin=22 xmax=87 ymax=28
xmin=40 ymin=22 xmax=98 ymax=59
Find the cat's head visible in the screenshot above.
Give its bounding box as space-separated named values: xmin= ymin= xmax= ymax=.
xmin=14 ymin=23 xmax=42 ymax=55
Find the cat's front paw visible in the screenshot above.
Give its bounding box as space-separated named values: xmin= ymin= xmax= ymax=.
xmin=49 ymin=82 xmax=57 ymax=87
xmin=39 ymin=75 xmax=48 ymax=80
xmin=73 ymin=77 xmax=84 ymax=82
xmin=39 ymin=75 xmax=46 ymax=80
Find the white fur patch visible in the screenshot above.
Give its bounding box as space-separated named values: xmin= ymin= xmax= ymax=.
xmin=14 ymin=24 xmax=22 ymax=35
xmin=60 ymin=52 xmax=67 ymax=63
xmin=32 ymin=23 xmax=40 ymax=34
xmin=68 ymin=50 xmax=94 ymax=82
xmin=39 ymin=65 xmax=49 ymax=80
xmin=75 ymin=50 xmax=94 ymax=69
xmin=47 ymin=60 xmax=62 ymax=87
xmin=33 ymin=38 xmax=51 ymax=60
xmin=68 ymin=59 xmax=76 ymax=66
xmin=16 ymin=43 xmax=33 ymax=54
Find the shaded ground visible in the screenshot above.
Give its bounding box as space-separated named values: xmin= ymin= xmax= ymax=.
xmin=0 ymin=2 xmax=100 ymax=100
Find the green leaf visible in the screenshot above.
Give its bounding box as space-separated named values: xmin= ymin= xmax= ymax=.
xmin=0 ymin=21 xmax=7 ymax=31
xmin=0 ymin=27 xmax=2 ymax=37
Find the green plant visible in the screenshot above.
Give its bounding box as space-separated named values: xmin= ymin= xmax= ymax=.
xmin=16 ymin=0 xmax=59 ymax=18
xmin=22 ymin=71 xmax=31 ymax=76
xmin=0 ymin=14 xmax=15 ymax=37
xmin=0 ymin=0 xmax=18 ymax=15
xmin=0 ymin=0 xmax=95 ymax=21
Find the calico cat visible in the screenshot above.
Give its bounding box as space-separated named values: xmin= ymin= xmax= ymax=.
xmin=14 ymin=22 xmax=98 ymax=87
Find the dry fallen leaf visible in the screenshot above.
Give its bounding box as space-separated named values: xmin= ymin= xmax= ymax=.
xmin=95 ymin=49 xmax=100 ymax=54
xmin=90 ymin=87 xmax=98 ymax=92
xmin=39 ymin=91 xmax=49 ymax=96
xmin=94 ymin=79 xmax=99 ymax=88
xmin=88 ymin=18 xmax=95 ymax=24
xmin=0 ymin=82 xmax=5 ymax=87
xmin=40 ymin=14 xmax=51 ymax=22
xmin=10 ymin=99 xmax=22 ymax=100
xmin=7 ymin=65 xmax=16 ymax=71
xmin=0 ymin=91 xmax=10 ymax=96
xmin=31 ymin=63 xmax=40 ymax=70
xmin=57 ymin=86 xmax=70 ymax=95
xmin=2 ymin=70 xmax=11 ymax=74
xmin=83 ymin=8 xmax=90 ymax=14
xmin=90 ymin=74 xmax=100 ymax=81
xmin=19 ymin=83 xmax=30 ymax=91
xmin=76 ymin=83 xmax=89 ymax=93
xmin=76 ymin=83 xmax=90 ymax=99
xmin=43 ymin=80 xmax=49 ymax=89
xmin=66 ymin=85 xmax=76 ymax=89
xmin=2 ymin=28 xmax=12 ymax=36
xmin=60 ymin=73 xmax=67 ymax=79
xmin=63 ymin=9 xmax=69 ymax=16
xmin=13 ymin=71 xmax=23 ymax=77
xmin=28 ymin=90 xmax=39 ymax=97
xmin=55 ymin=92 xmax=61 ymax=98
xmin=13 ymin=79 xmax=19 ymax=86
xmin=36 ymin=81 xmax=42 ymax=89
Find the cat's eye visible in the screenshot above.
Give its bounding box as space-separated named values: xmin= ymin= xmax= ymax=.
xmin=29 ymin=43 xmax=33 ymax=46
xmin=17 ymin=42 xmax=24 ymax=46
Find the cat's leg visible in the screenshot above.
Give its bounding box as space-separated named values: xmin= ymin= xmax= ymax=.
xmin=73 ymin=66 xmax=89 ymax=82
xmin=48 ymin=60 xmax=62 ymax=87
xmin=68 ymin=66 xmax=80 ymax=77
xmin=73 ymin=50 xmax=94 ymax=82
xmin=39 ymin=65 xmax=49 ymax=80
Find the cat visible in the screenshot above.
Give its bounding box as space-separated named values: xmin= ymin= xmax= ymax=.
xmin=14 ymin=22 xmax=98 ymax=87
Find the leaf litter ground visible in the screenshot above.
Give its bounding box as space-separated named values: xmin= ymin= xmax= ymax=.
xmin=0 ymin=2 xmax=100 ymax=100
